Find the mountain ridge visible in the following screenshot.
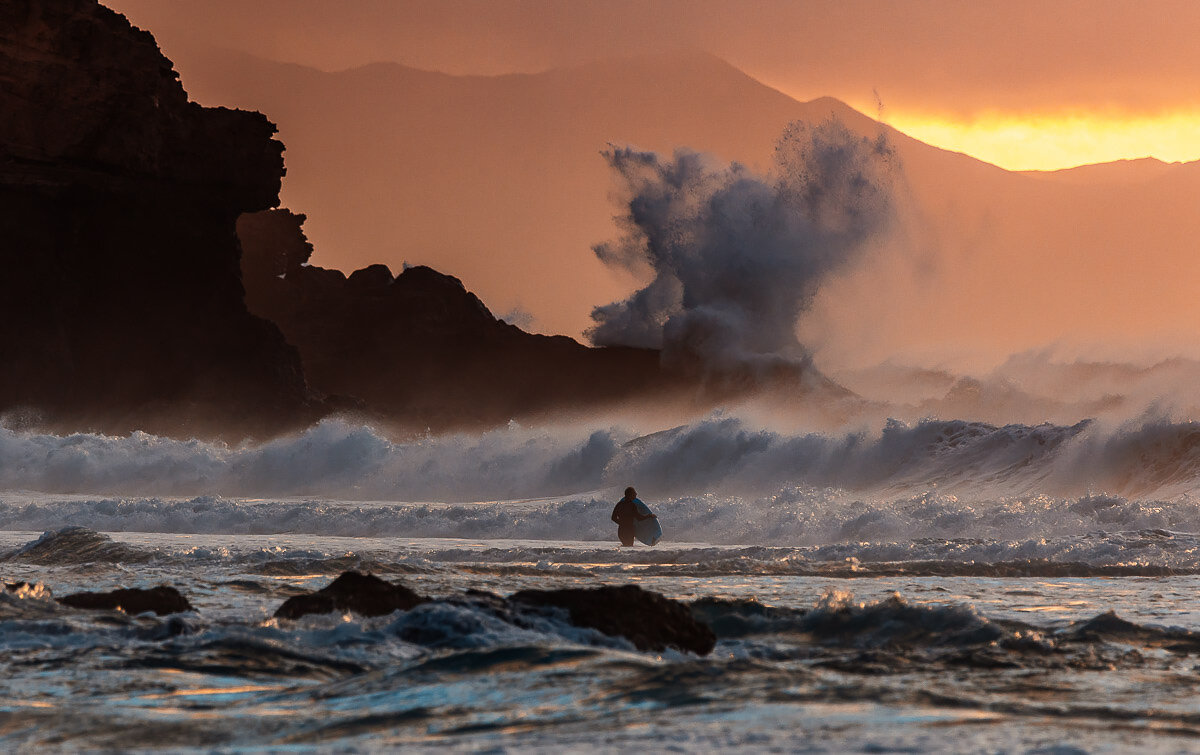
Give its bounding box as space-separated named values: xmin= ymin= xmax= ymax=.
xmin=144 ymin=34 xmax=1200 ymax=363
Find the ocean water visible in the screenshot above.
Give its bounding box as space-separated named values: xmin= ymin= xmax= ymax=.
xmin=6 ymin=416 xmax=1200 ymax=751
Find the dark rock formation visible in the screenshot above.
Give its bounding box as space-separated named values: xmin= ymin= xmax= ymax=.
xmin=239 ymin=209 xmax=682 ymax=429
xmin=273 ymin=571 xmax=424 ymax=619
xmin=0 ymin=0 xmax=316 ymax=437
xmin=511 ymin=584 xmax=716 ymax=655
xmin=58 ymin=585 xmax=193 ymax=616
xmin=272 ymin=574 xmax=715 ymax=655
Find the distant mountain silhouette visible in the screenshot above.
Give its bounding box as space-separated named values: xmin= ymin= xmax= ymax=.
xmin=1019 ymin=158 xmax=1184 ymax=185
xmin=155 ymin=41 xmax=1200 ymax=363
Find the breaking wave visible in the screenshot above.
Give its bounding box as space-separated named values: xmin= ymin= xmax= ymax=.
xmin=3 ymin=413 xmax=1200 ymax=503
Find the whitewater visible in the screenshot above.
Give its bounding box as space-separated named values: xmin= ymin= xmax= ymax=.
xmin=6 ymin=414 xmax=1200 ymax=752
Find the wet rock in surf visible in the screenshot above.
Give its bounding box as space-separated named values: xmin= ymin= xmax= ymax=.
xmin=511 ymin=584 xmax=716 ymax=655
xmin=273 ymin=571 xmax=424 ymax=619
xmin=58 ymin=586 xmax=194 ymax=616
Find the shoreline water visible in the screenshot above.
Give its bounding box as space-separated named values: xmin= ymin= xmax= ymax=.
xmin=5 ymin=527 xmax=1200 ymax=751
xmin=8 ymin=417 xmax=1200 ymax=753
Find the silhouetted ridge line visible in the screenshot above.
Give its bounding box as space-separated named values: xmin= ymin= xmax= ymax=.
xmin=238 ymin=209 xmax=682 ymax=430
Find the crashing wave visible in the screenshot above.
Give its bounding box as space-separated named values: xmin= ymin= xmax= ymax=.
xmin=2 ymin=415 xmax=1200 ymax=503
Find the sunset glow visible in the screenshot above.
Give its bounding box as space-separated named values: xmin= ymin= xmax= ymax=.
xmin=880 ymin=108 xmax=1200 ymax=171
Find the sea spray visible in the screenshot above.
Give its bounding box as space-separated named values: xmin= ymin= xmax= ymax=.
xmin=588 ymin=119 xmax=895 ymax=385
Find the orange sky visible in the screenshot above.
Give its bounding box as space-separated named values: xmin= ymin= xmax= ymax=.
xmin=94 ymin=0 xmax=1200 ymax=374
xmin=108 ymin=0 xmax=1200 ymax=170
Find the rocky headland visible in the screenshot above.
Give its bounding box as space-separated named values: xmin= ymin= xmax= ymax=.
xmin=0 ymin=0 xmax=848 ymax=440
xmin=0 ymin=0 xmax=683 ymax=438
xmin=238 ymin=210 xmax=682 ymax=429
xmin=0 ymin=0 xmax=317 ymax=437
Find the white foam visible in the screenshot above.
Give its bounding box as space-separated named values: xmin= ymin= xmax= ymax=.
xmin=4 ymin=414 xmax=1200 ymax=547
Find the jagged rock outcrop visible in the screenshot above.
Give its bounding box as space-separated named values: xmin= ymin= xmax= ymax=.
xmin=512 ymin=584 xmax=716 ymax=655
xmin=239 ymin=209 xmax=679 ymax=428
xmin=0 ymin=0 xmax=316 ymax=437
xmin=271 ymin=572 xmax=716 ymax=655
xmin=273 ymin=571 xmax=424 ymax=619
xmin=58 ymin=585 xmax=194 ymax=616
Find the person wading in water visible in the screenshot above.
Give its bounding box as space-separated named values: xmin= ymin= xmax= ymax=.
xmin=611 ymin=486 xmax=655 ymax=546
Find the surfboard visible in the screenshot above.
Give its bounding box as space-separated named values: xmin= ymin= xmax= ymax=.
xmin=634 ymin=500 xmax=662 ymax=546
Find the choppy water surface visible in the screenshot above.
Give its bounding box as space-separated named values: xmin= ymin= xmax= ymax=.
xmin=4 ymin=527 xmax=1200 ymax=752
xmin=8 ymin=413 xmax=1200 ymax=750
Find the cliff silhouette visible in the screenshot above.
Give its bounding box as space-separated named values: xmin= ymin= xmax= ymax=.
xmin=0 ymin=0 xmax=317 ymax=437
xmin=0 ymin=0 xmax=850 ymax=438
xmin=238 ymin=209 xmax=683 ymax=429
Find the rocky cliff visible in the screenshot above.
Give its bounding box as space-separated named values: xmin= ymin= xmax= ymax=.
xmin=0 ymin=0 xmax=315 ymax=436
xmin=238 ymin=210 xmax=675 ymax=429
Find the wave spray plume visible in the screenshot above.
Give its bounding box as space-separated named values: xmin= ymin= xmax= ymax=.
xmin=587 ymin=119 xmax=895 ymax=390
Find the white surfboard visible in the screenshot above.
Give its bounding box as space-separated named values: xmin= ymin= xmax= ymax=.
xmin=634 ymin=500 xmax=662 ymax=546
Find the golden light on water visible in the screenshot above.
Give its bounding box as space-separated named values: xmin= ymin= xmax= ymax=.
xmin=880 ymin=109 xmax=1200 ymax=171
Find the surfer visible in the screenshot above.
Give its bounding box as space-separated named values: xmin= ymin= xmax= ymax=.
xmin=611 ymin=486 xmax=656 ymax=546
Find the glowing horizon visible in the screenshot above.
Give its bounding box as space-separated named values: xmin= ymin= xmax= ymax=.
xmin=867 ymin=106 xmax=1200 ymax=171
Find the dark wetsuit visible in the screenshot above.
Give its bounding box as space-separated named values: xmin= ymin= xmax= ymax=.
xmin=611 ymin=497 xmax=646 ymax=546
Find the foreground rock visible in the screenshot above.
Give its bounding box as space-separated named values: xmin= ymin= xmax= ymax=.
xmin=512 ymin=584 xmax=716 ymax=655
xmin=271 ymin=572 xmax=716 ymax=655
xmin=273 ymin=571 xmax=424 ymax=619
xmin=58 ymin=586 xmax=194 ymax=616
xmin=0 ymin=0 xmax=315 ymax=437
